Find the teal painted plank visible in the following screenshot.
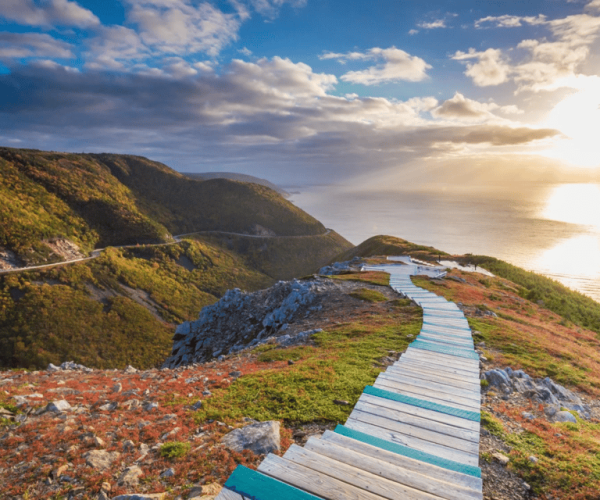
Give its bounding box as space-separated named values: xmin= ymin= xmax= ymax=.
xmin=334 ymin=425 xmax=482 ymax=478
xmin=421 ymin=328 xmax=472 ymax=340
xmin=411 ymin=340 xmax=480 ymax=360
xmin=363 ymin=385 xmax=480 ymax=422
xmin=224 ymin=465 xmax=323 ymax=500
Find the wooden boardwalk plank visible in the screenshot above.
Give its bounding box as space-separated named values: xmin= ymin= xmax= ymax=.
xmin=404 ymin=349 xmax=480 ymax=370
xmin=385 ymin=366 xmax=481 ymax=391
xmin=345 ymin=418 xmax=479 ymax=467
xmin=417 ymin=335 xmax=473 ymax=348
xmin=323 ymin=431 xmax=483 ymax=493
xmin=373 ymin=379 xmax=481 ymax=412
xmin=215 ymin=488 xmax=247 ymax=500
xmin=283 ymin=444 xmax=445 ymax=500
xmin=377 ymin=373 xmax=481 ymax=402
xmin=223 ymin=465 xmax=324 ymax=500
xmin=355 ymin=399 xmax=480 ymax=443
xmin=394 ymin=359 xmax=481 ymax=381
xmin=258 ymin=453 xmax=388 ymax=500
xmin=304 ymin=437 xmax=482 ymax=500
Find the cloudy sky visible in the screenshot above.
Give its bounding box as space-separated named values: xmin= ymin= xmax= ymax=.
xmin=1 ymin=0 xmax=600 ymax=185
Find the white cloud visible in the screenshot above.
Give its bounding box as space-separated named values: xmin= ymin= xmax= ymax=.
xmin=0 ymin=32 xmax=74 ymax=60
xmin=333 ymin=47 xmax=431 ymax=85
xmin=238 ymin=47 xmax=252 ymax=56
xmin=431 ymin=92 xmax=523 ymax=121
xmin=125 ymin=0 xmax=241 ymax=57
xmin=0 ymin=0 xmax=99 ymax=27
xmin=475 ymin=14 xmax=547 ymax=28
xmin=418 ymin=19 xmax=447 ymax=29
xmin=460 ymin=4 xmax=600 ymax=92
xmin=452 ymin=48 xmax=511 ymax=86
xmin=247 ymin=0 xmax=307 ymax=18
xmin=408 ymin=29 xmax=419 ymax=35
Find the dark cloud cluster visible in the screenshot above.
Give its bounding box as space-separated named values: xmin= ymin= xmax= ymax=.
xmin=0 ymin=58 xmax=560 ymax=183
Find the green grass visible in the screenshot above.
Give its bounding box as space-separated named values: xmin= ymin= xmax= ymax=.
xmin=465 ymin=255 xmax=600 ymax=334
xmin=159 ymin=442 xmax=191 ymax=459
xmin=348 ymin=288 xmax=388 ymax=303
xmin=194 ymin=308 xmax=422 ymax=424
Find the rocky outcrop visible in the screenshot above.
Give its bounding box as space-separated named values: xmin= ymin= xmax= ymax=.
xmin=483 ymin=367 xmax=591 ymax=419
xmin=163 ymin=278 xmax=334 ymax=368
xmin=48 ymin=361 xmax=93 ymax=372
xmin=318 ymin=256 xmax=363 ymax=275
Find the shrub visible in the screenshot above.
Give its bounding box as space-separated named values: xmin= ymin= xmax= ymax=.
xmin=159 ymin=442 xmax=190 ymax=459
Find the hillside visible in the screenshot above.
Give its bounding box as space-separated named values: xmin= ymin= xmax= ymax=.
xmin=0 ymin=147 xmax=352 ymax=370
xmin=0 ymin=147 xmax=339 ymax=267
xmin=2 ymin=248 xmax=600 ymax=499
xmin=183 ymin=172 xmax=290 ymax=197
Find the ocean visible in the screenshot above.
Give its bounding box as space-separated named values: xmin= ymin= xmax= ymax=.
xmin=288 ymin=182 xmax=600 ymax=303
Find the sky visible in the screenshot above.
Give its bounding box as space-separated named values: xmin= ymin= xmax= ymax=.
xmin=1 ymin=0 xmax=600 ymax=186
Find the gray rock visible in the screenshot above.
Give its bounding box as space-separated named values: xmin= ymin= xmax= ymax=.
xmin=118 ymin=465 xmax=144 ymax=487
xmin=113 ymin=383 xmax=122 ymax=393
xmin=46 ymin=400 xmax=72 ymax=413
xmin=220 ymin=420 xmax=280 ymax=455
xmin=545 ymin=405 xmax=559 ymax=417
xmin=124 ymin=365 xmax=138 ymax=374
xmin=160 ymin=468 xmax=175 ymax=478
xmin=111 ymin=495 xmax=165 ymax=500
xmin=190 ymin=401 xmax=203 ymax=411
xmin=555 ymin=411 xmax=577 ymax=423
xmin=143 ymin=402 xmax=159 ymax=411
xmin=528 ymin=456 xmax=539 ymax=464
xmin=83 ymin=450 xmax=120 ymax=471
xmin=163 ymin=279 xmax=334 ymax=368
xmin=521 ymin=412 xmax=535 ymax=420
xmin=492 ymin=452 xmax=510 ymax=465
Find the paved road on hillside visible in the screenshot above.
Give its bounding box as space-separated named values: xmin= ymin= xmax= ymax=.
xmin=0 ymin=229 xmax=332 ymax=275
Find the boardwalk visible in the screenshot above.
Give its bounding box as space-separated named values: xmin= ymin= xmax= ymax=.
xmin=215 ymin=257 xmax=483 ymax=500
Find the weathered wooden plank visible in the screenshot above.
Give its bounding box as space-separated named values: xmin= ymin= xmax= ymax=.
xmin=356 ymin=398 xmax=480 ymax=442
xmin=377 ymin=373 xmax=481 ymax=402
xmin=283 ymin=444 xmax=445 ymax=500
xmin=397 ymin=355 xmax=480 ymax=377
xmin=420 ymin=327 xmax=473 ymax=340
xmin=404 ymin=348 xmax=480 ymax=370
xmin=350 ymin=407 xmax=479 ymax=455
xmin=322 ymin=431 xmax=483 ymax=492
xmin=215 ymin=488 xmax=247 ymax=500
xmin=417 ymin=335 xmax=474 ymax=349
xmin=306 ymin=436 xmax=482 ymax=500
xmin=423 ymin=317 xmax=471 ymax=329
xmin=345 ymin=418 xmax=479 ymax=467
xmin=394 ymin=358 xmax=480 ymax=380
xmin=258 ymin=453 xmax=387 ymax=500
xmin=385 ymin=366 xmax=481 ymax=391
xmin=373 ymin=379 xmax=480 ymax=412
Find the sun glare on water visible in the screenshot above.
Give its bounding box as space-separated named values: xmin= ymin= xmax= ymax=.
xmin=542 ymin=183 xmax=600 ymax=229
xmin=535 ymin=184 xmax=600 ymax=292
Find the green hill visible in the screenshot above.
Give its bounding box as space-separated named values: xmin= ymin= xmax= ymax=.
xmin=0 ymin=147 xmax=352 ymax=369
xmin=0 ymin=148 xmax=334 ymax=266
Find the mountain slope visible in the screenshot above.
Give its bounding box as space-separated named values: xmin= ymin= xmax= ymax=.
xmin=183 ymin=171 xmax=290 ymax=197
xmin=0 ymin=148 xmax=341 ymax=266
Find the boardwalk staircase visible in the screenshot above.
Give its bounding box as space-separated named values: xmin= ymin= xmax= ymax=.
xmin=215 ymin=257 xmax=483 ymax=500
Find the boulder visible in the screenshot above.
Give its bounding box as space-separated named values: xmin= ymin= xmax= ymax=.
xmin=46 ymin=400 xmax=72 ymax=413
xmin=220 ymin=421 xmax=280 ymax=455
xmin=118 ymin=466 xmax=144 ymax=487
xmin=555 ymin=411 xmax=577 ymax=423
xmin=83 ymin=450 xmax=120 ymax=471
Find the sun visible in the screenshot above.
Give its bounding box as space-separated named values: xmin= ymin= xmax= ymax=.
xmin=541 ymin=82 xmax=600 ymax=168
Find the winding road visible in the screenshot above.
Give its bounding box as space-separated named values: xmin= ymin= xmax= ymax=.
xmin=0 ymin=229 xmax=333 ymax=275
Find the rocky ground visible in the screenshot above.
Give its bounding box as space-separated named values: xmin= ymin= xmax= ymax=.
xmin=2 ymin=269 xmax=599 ymax=499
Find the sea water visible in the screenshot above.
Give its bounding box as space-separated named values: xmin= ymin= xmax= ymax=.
xmin=288 ymin=183 xmax=600 ymax=303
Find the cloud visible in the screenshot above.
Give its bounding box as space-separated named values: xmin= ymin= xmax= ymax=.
xmin=125 ymin=0 xmax=241 ymax=57
xmin=452 ymin=48 xmax=511 ymax=86
xmin=333 ymin=47 xmax=431 ymax=85
xmin=458 ymin=4 xmax=600 ymax=92
xmin=0 ymin=0 xmax=99 ymax=27
xmin=475 ymin=14 xmax=547 ymax=28
xmin=418 ymin=19 xmax=447 ymax=29
xmin=0 ymin=57 xmax=559 ymax=183
xmin=247 ymin=0 xmax=307 ymax=19
xmin=431 ymin=92 xmax=523 ymax=120
xmin=0 ymin=32 xmax=74 ymax=60
xmin=238 ymin=47 xmax=252 ymax=56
